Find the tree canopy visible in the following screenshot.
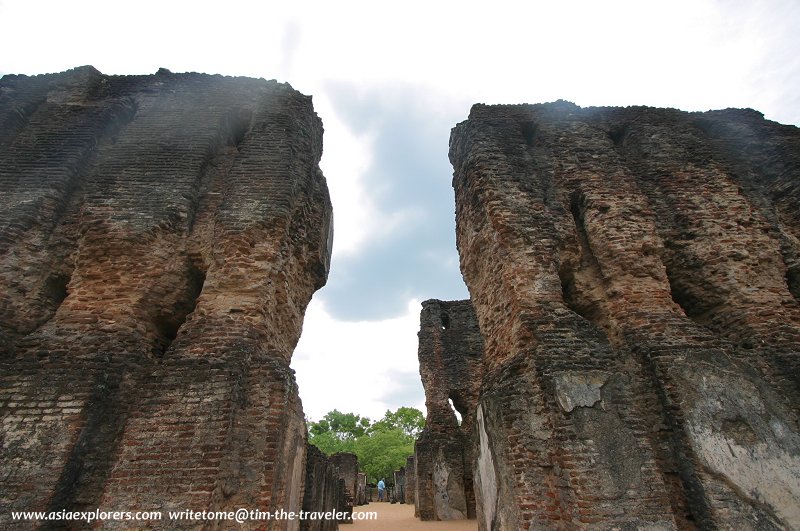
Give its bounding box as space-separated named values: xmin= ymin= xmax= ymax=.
xmin=369 ymin=406 xmax=425 ymax=438
xmin=307 ymin=407 xmax=425 ymax=483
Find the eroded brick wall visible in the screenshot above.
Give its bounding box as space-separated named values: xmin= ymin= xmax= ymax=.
xmin=355 ymin=472 xmax=366 ymax=505
xmin=450 ymin=101 xmax=800 ymax=529
xmin=301 ymin=444 xmax=340 ymax=531
xmin=329 ymin=452 xmax=357 ymax=521
xmin=0 ymin=66 xmax=333 ymax=529
xmin=405 ymin=456 xmax=416 ymax=508
xmin=414 ymin=299 xmax=483 ymax=521
xmin=392 ymin=467 xmax=405 ymax=503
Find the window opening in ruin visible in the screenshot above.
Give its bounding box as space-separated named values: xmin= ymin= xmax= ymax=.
xmin=224 ymin=107 xmax=252 ymax=150
xmin=448 ymin=398 xmax=462 ymax=426
xmin=440 ymin=312 xmax=450 ymax=330
xmin=665 ymin=264 xmax=709 ymax=325
xmin=785 ymin=262 xmax=800 ymax=302
xmin=43 ymin=272 xmax=71 ymax=313
xmin=151 ymin=264 xmax=206 ymax=357
xmin=608 ymin=124 xmax=629 ymax=148
xmin=521 ymin=120 xmax=537 ymax=147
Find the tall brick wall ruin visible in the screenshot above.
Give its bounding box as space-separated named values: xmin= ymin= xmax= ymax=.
xmin=329 ymin=452 xmax=358 ymax=521
xmin=414 ymin=299 xmax=483 ymax=521
xmin=450 ymin=101 xmax=800 ymax=529
xmin=0 ymin=67 xmax=333 ymax=529
xmin=404 ymin=455 xmax=416 ymax=508
xmin=301 ymin=444 xmax=341 ymax=531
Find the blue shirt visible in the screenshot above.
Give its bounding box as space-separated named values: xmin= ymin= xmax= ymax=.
xmin=377 ymin=480 xmax=385 ymax=490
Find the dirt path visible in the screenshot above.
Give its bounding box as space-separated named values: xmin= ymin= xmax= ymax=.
xmin=351 ymin=502 xmax=478 ymax=530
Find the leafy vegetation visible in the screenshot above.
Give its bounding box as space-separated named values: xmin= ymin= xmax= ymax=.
xmin=307 ymin=407 xmax=425 ymax=483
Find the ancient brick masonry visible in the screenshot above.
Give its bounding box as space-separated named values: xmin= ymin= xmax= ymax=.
xmin=414 ymin=299 xmax=483 ymax=521
xmin=0 ymin=67 xmax=333 ymax=529
xmin=355 ymin=472 xmax=366 ymax=505
xmin=300 ymin=445 xmax=341 ymax=531
xmin=404 ymin=456 xmax=416 ymax=508
xmin=329 ymin=452 xmax=358 ymax=522
xmin=450 ymin=101 xmax=800 ymax=529
xmin=392 ymin=467 xmax=405 ymax=503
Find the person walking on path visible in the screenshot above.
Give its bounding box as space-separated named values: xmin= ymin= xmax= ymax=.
xmin=377 ymin=478 xmax=386 ymax=501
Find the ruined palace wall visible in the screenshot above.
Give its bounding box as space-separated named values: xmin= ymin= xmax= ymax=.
xmin=330 ymin=452 xmax=359 ymax=507
xmin=414 ymin=299 xmax=483 ymax=521
xmin=404 ymin=456 xmax=416 ymax=507
xmin=450 ymin=101 xmax=800 ymax=530
xmin=0 ymin=67 xmax=333 ymax=529
xmin=301 ymin=444 xmax=340 ymax=531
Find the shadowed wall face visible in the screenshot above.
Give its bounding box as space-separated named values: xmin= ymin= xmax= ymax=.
xmin=415 ymin=299 xmax=483 ymax=521
xmin=405 ymin=456 xmax=416 ymax=508
xmin=301 ymin=444 xmax=341 ymax=531
xmin=450 ymin=101 xmax=800 ymax=530
xmin=329 ymin=452 xmax=358 ymax=521
xmin=0 ymin=66 xmax=332 ymax=528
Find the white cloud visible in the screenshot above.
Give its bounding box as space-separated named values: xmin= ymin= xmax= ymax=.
xmin=292 ymin=298 xmax=425 ymax=422
xmin=312 ymin=93 xmax=378 ymax=257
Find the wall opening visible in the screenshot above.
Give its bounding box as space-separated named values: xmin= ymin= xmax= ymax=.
xmin=42 ymin=272 xmax=71 ymax=315
xmin=151 ymin=264 xmax=206 ymax=357
xmin=521 ymin=120 xmax=537 ymax=147
xmin=608 ymin=124 xmax=629 ymax=148
xmin=784 ymin=258 xmax=800 ymax=302
xmin=448 ymin=398 xmax=462 ymax=426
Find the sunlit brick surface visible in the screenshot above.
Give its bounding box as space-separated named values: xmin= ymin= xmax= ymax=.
xmin=0 ymin=66 xmax=332 ymax=529
xmin=450 ymin=102 xmax=800 ymax=529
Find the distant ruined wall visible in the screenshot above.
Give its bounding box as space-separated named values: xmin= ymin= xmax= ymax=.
xmin=301 ymin=444 xmax=340 ymax=531
xmin=0 ymin=67 xmax=333 ymax=529
xmin=356 ymin=472 xmax=367 ymax=505
xmin=330 ymin=452 xmax=358 ymax=519
xmin=405 ymin=456 xmax=416 ymax=508
xmin=450 ymin=101 xmax=800 ymax=529
xmin=393 ymin=466 xmax=405 ymax=503
xmin=415 ymin=299 xmax=483 ymax=521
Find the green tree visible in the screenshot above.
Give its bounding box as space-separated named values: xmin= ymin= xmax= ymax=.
xmin=308 ymin=409 xmax=370 ymax=440
xmin=369 ymin=407 xmax=425 ymax=438
xmin=308 ymin=407 xmax=425 ymax=483
xmin=307 ymin=429 xmax=356 ymax=455
xmin=354 ymin=428 xmax=414 ymax=483
xmin=307 ymin=409 xmax=371 ymax=455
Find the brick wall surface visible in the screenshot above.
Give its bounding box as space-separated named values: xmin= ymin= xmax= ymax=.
xmin=0 ymin=66 xmax=333 ymax=530
xmin=405 ymin=456 xmax=416 ymax=509
xmin=414 ymin=299 xmax=483 ymax=521
xmin=450 ymin=101 xmax=800 ymax=529
xmin=329 ymin=452 xmax=358 ymax=508
xmin=392 ymin=467 xmax=405 ymax=503
xmin=355 ymin=472 xmax=366 ymax=505
xmin=300 ymin=444 xmax=340 ymax=531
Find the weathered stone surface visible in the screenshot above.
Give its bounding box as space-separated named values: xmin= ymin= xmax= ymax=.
xmin=405 ymin=456 xmax=416 ymax=508
xmin=450 ymin=101 xmax=800 ymax=529
xmin=329 ymin=452 xmax=358 ymax=522
xmin=393 ymin=466 xmax=405 ymax=503
xmin=355 ymin=472 xmax=367 ymax=505
xmin=0 ymin=66 xmax=332 ymax=529
xmin=415 ymin=299 xmax=483 ymax=521
xmin=301 ymin=444 xmax=340 ymax=531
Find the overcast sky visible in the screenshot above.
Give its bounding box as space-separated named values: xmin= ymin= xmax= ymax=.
xmin=2 ymin=0 xmax=799 ymax=421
